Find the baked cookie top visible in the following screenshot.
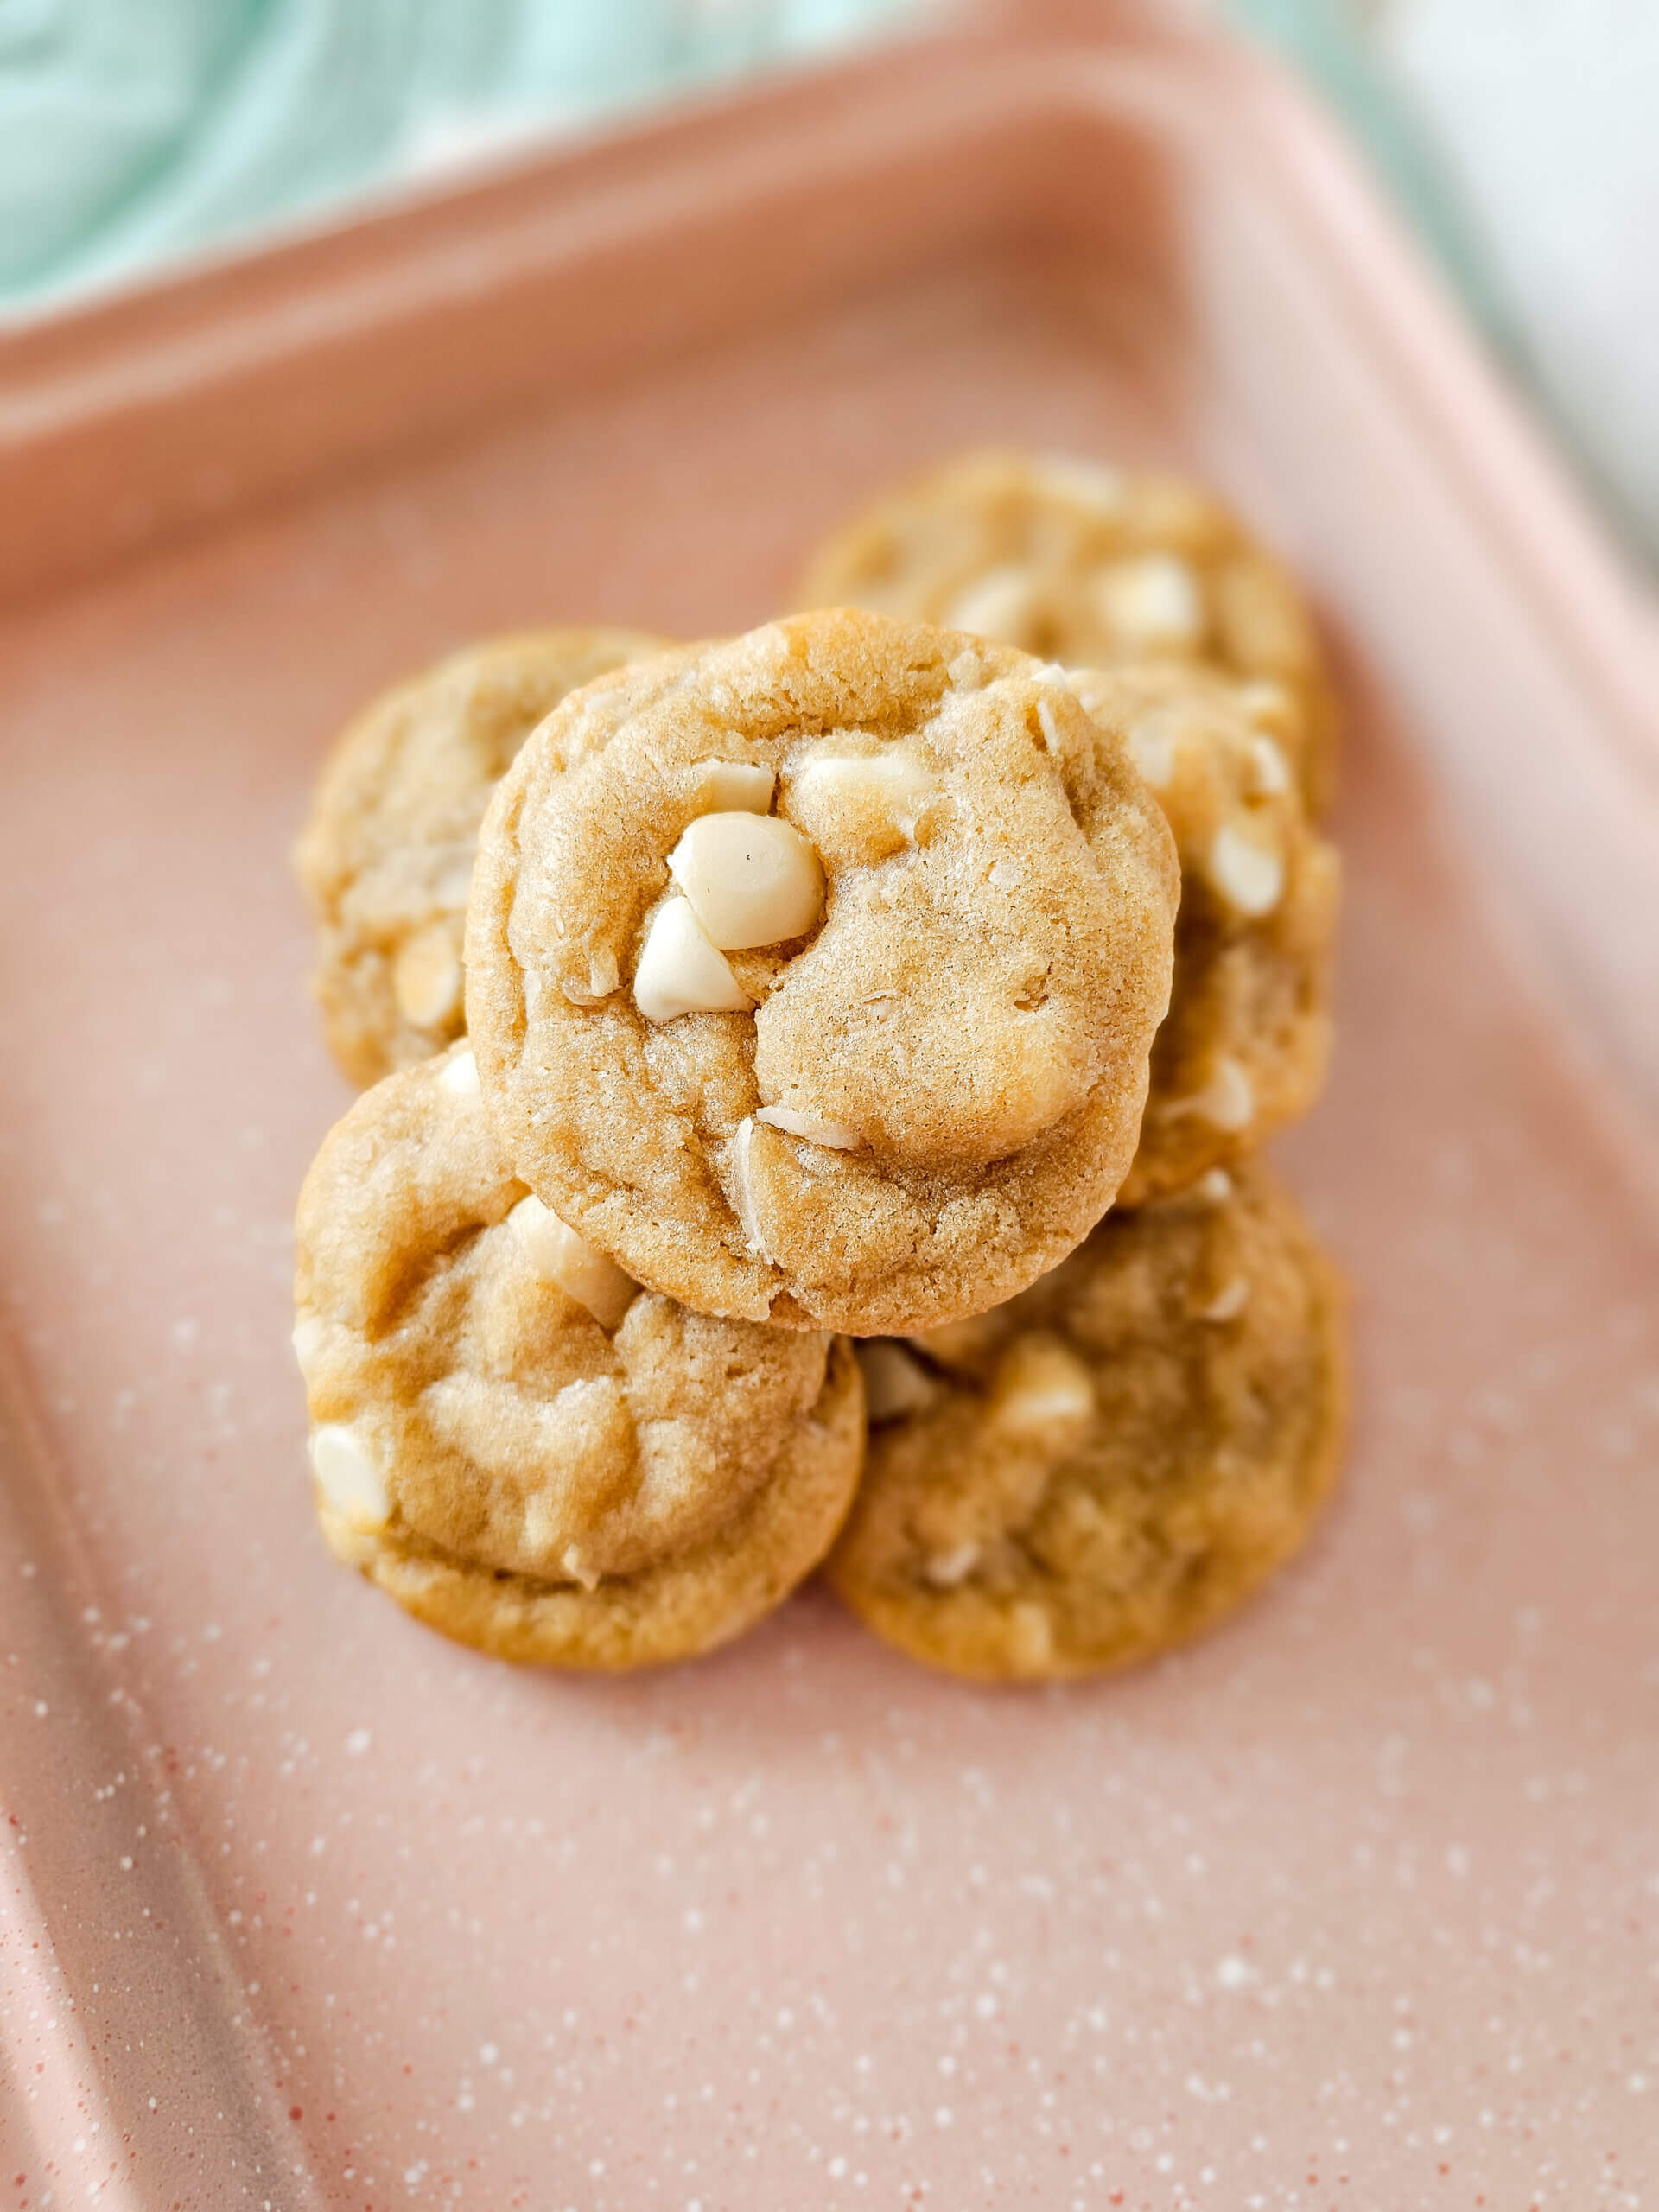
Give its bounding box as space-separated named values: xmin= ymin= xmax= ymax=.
xmin=296 ymin=626 xmax=671 ymax=1087
xmin=293 ymin=1045 xmax=863 ymax=1669
xmin=798 ymin=448 xmax=1338 ymax=816
xmin=1071 ymin=665 xmax=1341 ymax=1205
xmin=464 ymin=611 xmax=1179 ymax=1335
xmin=826 ymin=1161 xmax=1346 ymax=1682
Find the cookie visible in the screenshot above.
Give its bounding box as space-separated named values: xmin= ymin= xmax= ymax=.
xmin=464 ymin=611 xmax=1179 ymax=1335
xmin=1071 ymin=664 xmax=1341 ymax=1205
xmin=293 ymin=1044 xmax=864 ymax=1669
xmin=826 ymin=1162 xmax=1346 ymax=1682
xmin=296 ymin=626 xmax=671 ymax=1087
xmin=797 ymin=448 xmax=1338 ymax=816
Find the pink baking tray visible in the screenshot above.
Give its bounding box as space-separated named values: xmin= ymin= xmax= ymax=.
xmin=3 ymin=9 xmax=1657 ymax=2208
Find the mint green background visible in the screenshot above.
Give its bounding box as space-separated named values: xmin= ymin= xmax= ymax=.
xmin=0 ymin=1 xmax=918 ymax=306
xmin=0 ymin=2 xmax=1491 ymax=317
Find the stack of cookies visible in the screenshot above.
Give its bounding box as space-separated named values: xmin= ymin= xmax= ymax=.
xmin=291 ymin=450 xmax=1346 ymax=1682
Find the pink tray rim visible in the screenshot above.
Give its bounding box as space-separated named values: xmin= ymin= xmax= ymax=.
xmin=0 ymin=9 xmax=1654 ymax=754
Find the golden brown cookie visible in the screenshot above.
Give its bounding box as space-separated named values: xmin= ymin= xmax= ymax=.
xmin=826 ymin=1163 xmax=1346 ymax=1682
xmin=798 ymin=448 xmax=1338 ymax=815
xmin=1071 ymin=665 xmax=1340 ymax=1205
xmin=293 ymin=1044 xmax=864 ymax=1668
xmin=464 ymin=611 xmax=1179 ymax=1336
xmin=296 ymin=627 xmax=671 ymax=1087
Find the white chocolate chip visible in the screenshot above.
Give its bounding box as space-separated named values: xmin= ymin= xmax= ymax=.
xmin=291 ymin=1314 xmax=328 ymax=1388
xmin=692 ymin=760 xmax=775 ymax=816
xmin=728 ymin=1118 xmax=769 ymax=1258
xmin=519 ymin=1493 xmax=557 ymax=1560
xmin=561 ymin=944 xmax=620 ymax=1007
xmin=1198 ymin=1276 xmax=1250 ymax=1322
xmin=1193 ymin=1166 xmax=1234 ymax=1204
xmin=1093 ymin=553 xmax=1205 ymax=649
xmin=1247 ymin=733 xmax=1293 ymax=796
xmin=1127 ymin=716 xmax=1177 ymax=791
xmin=945 ymin=645 xmax=989 ymax=690
xmin=561 ymin=1544 xmax=601 ymax=1592
xmin=1208 ymin=822 xmax=1285 ymax=917
xmin=754 ymin=1103 xmax=862 ymax=1150
xmin=632 ymin=896 xmax=752 ymax=1023
xmin=947 ymin=563 xmax=1041 ymax=639
xmin=789 ymin=749 xmax=934 ymax=852
xmin=1059 ymin=670 xmax=1107 ymax=719
xmin=392 ymin=923 xmax=462 ymax=1028
xmin=667 ymin=814 xmax=824 ymax=950
xmin=508 ymin=1194 xmax=637 ymax=1329
xmin=856 ymin=1341 xmax=938 ymax=1422
xmin=434 ymin=856 xmax=476 ymax=912
xmin=922 ymin=1541 xmax=980 ymax=1588
xmin=1033 ymin=454 xmax=1127 ymax=512
xmin=1236 ymin=679 xmax=1294 ymax=725
xmin=1162 ymin=1053 xmax=1255 ymax=1131
xmin=437 ymin=1046 xmax=480 ymax=1096
xmin=987 ymin=1335 xmax=1095 ymax=1448
xmin=1034 ymin=697 xmax=1060 ymax=752
xmin=308 ymin=1421 xmax=389 ymax=1530
xmin=1008 ymin=1600 xmax=1055 ymax=1672
xmin=987 ymin=858 xmax=1021 ymax=891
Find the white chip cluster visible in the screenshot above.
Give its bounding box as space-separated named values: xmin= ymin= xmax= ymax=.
xmin=632 ymin=766 xmax=830 ymax=1027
